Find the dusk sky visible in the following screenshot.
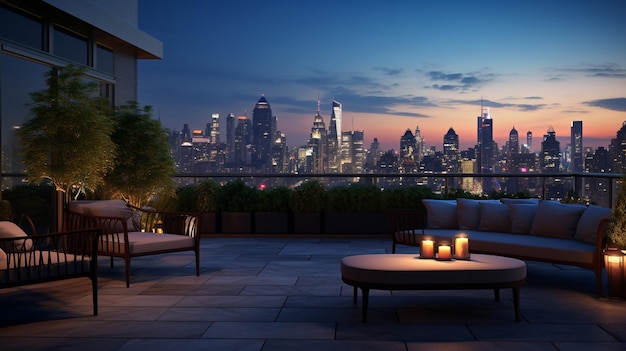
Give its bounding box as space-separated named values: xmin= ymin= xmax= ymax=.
xmin=137 ymin=0 xmax=626 ymax=152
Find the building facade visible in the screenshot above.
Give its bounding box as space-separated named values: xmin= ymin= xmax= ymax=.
xmin=0 ymin=0 xmax=162 ymax=189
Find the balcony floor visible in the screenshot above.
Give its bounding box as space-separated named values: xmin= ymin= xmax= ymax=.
xmin=1 ymin=237 xmax=625 ymax=351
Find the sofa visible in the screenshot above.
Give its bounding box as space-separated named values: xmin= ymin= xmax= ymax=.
xmin=0 ymin=221 xmax=101 ymax=315
xmin=389 ymin=198 xmax=612 ymax=296
xmin=66 ymin=200 xmax=200 ymax=287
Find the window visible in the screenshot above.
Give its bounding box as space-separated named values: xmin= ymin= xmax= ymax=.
xmin=96 ymin=44 xmax=114 ymax=74
xmin=53 ymin=26 xmax=88 ymax=65
xmin=0 ymin=5 xmax=43 ymax=50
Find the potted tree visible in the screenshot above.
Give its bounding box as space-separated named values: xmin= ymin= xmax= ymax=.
xmin=218 ymin=179 xmax=258 ymax=233
xmin=289 ymin=180 xmax=326 ymax=234
xmin=605 ymin=175 xmax=626 ymax=298
xmin=102 ymin=102 xmax=176 ymax=208
xmin=255 ymin=186 xmax=291 ymax=234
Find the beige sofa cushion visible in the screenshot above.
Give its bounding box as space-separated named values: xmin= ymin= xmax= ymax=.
xmin=0 ymin=221 xmax=33 ymax=251
xmin=477 ymin=202 xmax=511 ymax=232
xmin=575 ymin=205 xmax=611 ymax=244
xmin=422 ymin=199 xmax=457 ymax=229
xmin=99 ymin=232 xmax=194 ymax=254
xmin=507 ymin=203 xmax=539 ymax=234
xmin=456 ymin=198 xmax=500 ymax=230
xmin=530 ymin=201 xmax=586 ymax=239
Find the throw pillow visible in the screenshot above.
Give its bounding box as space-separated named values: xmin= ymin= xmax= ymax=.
xmin=0 ymin=221 xmax=33 ymax=251
xmin=477 ymin=202 xmax=511 ymax=232
xmin=530 ymin=201 xmax=586 ymax=239
xmin=422 ymin=199 xmax=458 ymax=229
xmin=574 ymin=205 xmax=611 ymax=244
xmin=457 ymin=198 xmax=500 ymax=230
xmin=507 ymin=203 xmax=539 ymax=234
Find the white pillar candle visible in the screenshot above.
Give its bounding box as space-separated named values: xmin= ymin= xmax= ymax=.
xmin=455 ymin=237 xmax=469 ymax=258
xmin=438 ymin=245 xmax=451 ymax=260
xmin=421 ymin=239 xmax=434 ymax=258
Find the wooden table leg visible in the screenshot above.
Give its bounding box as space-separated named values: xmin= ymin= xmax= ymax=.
xmin=361 ymin=287 xmax=370 ymax=322
xmin=513 ymin=287 xmax=521 ymax=322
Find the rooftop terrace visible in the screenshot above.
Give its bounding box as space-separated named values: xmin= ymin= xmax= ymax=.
xmin=1 ymin=237 xmax=625 ymax=350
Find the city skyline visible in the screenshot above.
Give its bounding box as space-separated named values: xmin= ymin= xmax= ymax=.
xmin=137 ymin=0 xmax=626 ymax=152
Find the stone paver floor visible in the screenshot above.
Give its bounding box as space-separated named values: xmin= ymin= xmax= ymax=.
xmin=1 ymin=237 xmax=625 ymax=351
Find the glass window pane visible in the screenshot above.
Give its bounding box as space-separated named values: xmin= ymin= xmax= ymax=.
xmin=96 ymin=45 xmax=114 ymax=74
xmin=0 ymin=5 xmax=43 ymax=50
xmin=53 ymin=26 xmax=88 ymax=65
xmin=0 ymin=53 xmax=50 ymax=187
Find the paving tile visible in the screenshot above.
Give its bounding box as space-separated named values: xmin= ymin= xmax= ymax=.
xmin=158 ymin=307 xmax=280 ymax=322
xmin=203 ymin=321 xmax=336 ymax=339
xmin=336 ymin=322 xmax=474 ymax=341
xmin=262 ymin=339 xmax=407 ymax=351
xmin=469 ymin=323 xmax=617 ymax=341
xmin=119 ymin=338 xmax=264 ymax=351
xmin=406 ymin=341 xmax=558 ymax=351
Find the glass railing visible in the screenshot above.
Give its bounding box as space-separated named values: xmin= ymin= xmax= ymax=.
xmin=171 ymin=172 xmax=622 ymax=208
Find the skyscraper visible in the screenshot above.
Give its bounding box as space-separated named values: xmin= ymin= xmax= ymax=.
xmin=509 ymin=127 xmax=519 ymax=155
xmin=526 ymin=131 xmax=533 ymax=153
xmin=252 ymin=94 xmax=272 ymax=168
xmin=330 ymin=100 xmax=342 ymax=147
xmin=477 ymin=108 xmax=494 ymax=173
xmin=400 ymin=129 xmax=417 ymax=172
xmin=327 ymin=100 xmax=342 ymax=173
xmin=226 ymin=113 xmax=235 ymax=162
xmin=540 ymin=126 xmax=561 ymax=172
xmin=571 ymin=121 xmax=583 ymax=172
xmin=308 ymin=99 xmax=327 ymax=173
xmin=443 ymin=127 xmax=460 ymax=173
xmin=209 ymin=113 xmax=220 ymax=144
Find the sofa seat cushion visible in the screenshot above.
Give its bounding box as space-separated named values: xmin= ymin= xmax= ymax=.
xmin=422 ymin=229 xmax=594 ymax=266
xmin=99 ymin=232 xmax=194 ymax=255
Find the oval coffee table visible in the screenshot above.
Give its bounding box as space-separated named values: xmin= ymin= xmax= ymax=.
xmin=341 ymin=253 xmax=527 ymax=322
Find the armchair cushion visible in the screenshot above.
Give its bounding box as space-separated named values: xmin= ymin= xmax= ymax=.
xmin=575 ymin=206 xmax=611 ymax=244
xmin=0 ymin=221 xmax=33 ymax=251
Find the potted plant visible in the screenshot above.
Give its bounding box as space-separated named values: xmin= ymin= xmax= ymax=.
xmin=255 ymin=186 xmax=291 ymax=234
xmin=325 ymin=184 xmax=387 ymax=234
xmin=289 ymin=180 xmax=326 ymax=234
xmin=195 ymin=180 xmax=219 ymax=234
xmin=605 ymin=175 xmax=626 ymax=298
xmin=218 ymin=179 xmax=258 ymax=233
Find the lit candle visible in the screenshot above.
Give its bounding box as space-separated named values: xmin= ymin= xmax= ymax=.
xmin=421 ymin=239 xmax=434 ymax=259
xmin=438 ymin=244 xmax=452 ymax=260
xmin=455 ymin=237 xmax=469 ymax=259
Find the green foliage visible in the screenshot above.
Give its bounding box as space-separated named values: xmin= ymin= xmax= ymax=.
xmin=258 ymin=186 xmax=292 ymax=212
xmin=381 ymin=185 xmax=435 ymax=209
xmin=103 ymin=101 xmax=176 ymax=207
xmin=218 ymin=180 xmax=259 ymax=212
xmin=608 ymin=176 xmax=626 ymax=248
xmin=174 ymin=185 xmax=198 ymax=212
xmin=17 ymin=65 xmax=116 ymax=197
xmin=326 ymin=184 xmax=383 ymax=212
xmin=196 ymin=180 xmax=219 ymax=212
xmin=289 ymin=180 xmax=326 ymax=213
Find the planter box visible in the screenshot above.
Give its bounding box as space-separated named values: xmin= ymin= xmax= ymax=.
xmin=220 ymin=212 xmax=252 ymax=234
xmin=255 ymin=212 xmax=289 ymax=234
xmin=324 ymin=212 xmax=388 ymax=234
xmin=199 ymin=212 xmax=217 ymax=234
xmin=292 ymin=213 xmax=322 ymax=234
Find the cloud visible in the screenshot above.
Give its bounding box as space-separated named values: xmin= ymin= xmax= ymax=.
xmin=426 ymin=70 xmax=493 ymax=91
xmin=583 ymin=98 xmax=626 ymax=112
xmin=548 ymin=63 xmax=626 ymax=79
xmin=373 ymin=67 xmax=404 ymax=76
xmin=448 ymin=98 xmax=548 ymax=112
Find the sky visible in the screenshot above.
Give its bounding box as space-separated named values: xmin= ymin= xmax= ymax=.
xmin=137 ymin=0 xmax=626 ymax=153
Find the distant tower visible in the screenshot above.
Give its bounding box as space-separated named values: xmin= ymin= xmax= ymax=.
xmin=509 ymin=127 xmax=519 ymax=155
xmin=443 ymin=127 xmax=460 ymax=173
xmin=308 ymin=98 xmax=327 ymax=173
xmin=210 ymin=113 xmax=220 ymax=144
xmin=477 ymin=107 xmax=493 ymax=173
xmin=526 ymin=131 xmax=533 ymax=153
xmin=571 ymin=121 xmax=583 ymax=172
xmin=415 ymin=125 xmax=424 ymax=162
xmin=540 ymin=126 xmax=561 ymax=172
xmin=181 ymin=123 xmax=191 ymax=143
xmin=252 ymin=94 xmax=272 ymax=168
xmin=327 ymin=100 xmax=342 ymax=173
xmin=330 ymin=100 xmax=342 ymax=146
xmin=226 ymin=113 xmax=235 ymax=162
xmin=400 ymin=129 xmax=417 ymax=172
